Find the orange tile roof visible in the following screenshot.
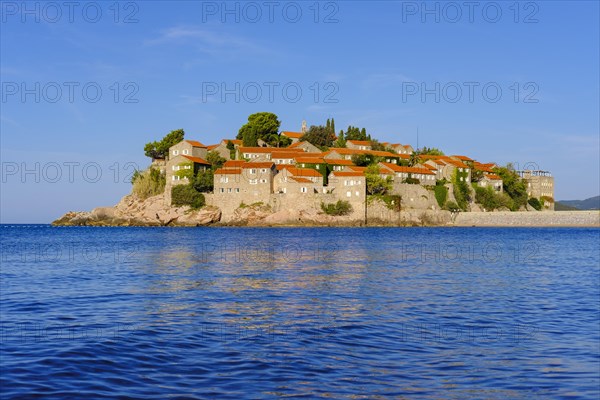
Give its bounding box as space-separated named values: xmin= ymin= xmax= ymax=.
xmin=182 ymin=155 xmax=210 ymax=165
xmin=239 ymin=147 xmax=272 ymax=153
xmin=295 ymin=157 xmax=325 ymax=164
xmin=223 ymin=160 xmax=246 ymax=168
xmin=281 ymin=166 xmax=322 ymax=177
xmin=207 ymin=144 xmax=219 ymax=150
xmin=379 ymin=162 xmax=435 ymax=175
xmin=242 ymin=162 xmax=274 ymax=169
xmin=347 ymin=140 xmax=371 ymax=146
xmin=452 ymin=155 xmax=474 ymax=161
xmin=485 ymin=173 xmax=502 ymax=180
xmin=271 ymin=147 xmax=304 ymax=153
xmin=214 ymin=168 xmax=242 ymax=175
xmin=323 ymin=159 xmax=355 ymax=165
xmin=185 ymin=140 xmax=206 ymax=148
xmin=347 ymin=166 xmax=367 ymax=172
xmin=281 ymin=131 xmax=303 ymax=139
xmin=330 ymin=171 xmax=365 ymax=177
xmin=271 ymin=152 xmax=302 ymax=159
xmin=327 ymin=148 xmax=398 ymax=158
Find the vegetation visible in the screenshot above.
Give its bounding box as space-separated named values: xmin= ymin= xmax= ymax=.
xmin=192 ymin=151 xmax=227 ymax=193
xmin=334 ymin=125 xmax=370 ymax=147
xmin=365 ymin=165 xmax=392 ymax=195
xmin=321 ymin=200 xmax=353 ymax=216
xmin=528 ymin=197 xmax=542 ymax=211
xmin=445 ymin=201 xmax=460 ymax=212
xmin=494 ymin=164 xmax=528 ymax=211
xmin=403 ymin=177 xmax=420 ymax=185
xmin=144 ymin=129 xmax=185 ymax=160
xmin=369 ymin=194 xmax=402 ymax=211
xmin=452 ymin=169 xmax=471 ymax=211
xmin=416 ymin=146 xmax=444 ymax=156
xmin=351 ymin=153 xmax=380 ymax=167
xmin=131 ymin=167 xmax=166 ymax=200
xmin=434 ymin=183 xmax=448 ymax=207
xmin=226 ymin=140 xmax=236 ymax=159
xmin=171 ymin=184 xmax=205 ymax=209
xmin=474 ymin=186 xmax=513 ymax=211
xmin=236 ymin=112 xmax=289 ymax=147
xmin=301 ymin=124 xmax=336 ymax=148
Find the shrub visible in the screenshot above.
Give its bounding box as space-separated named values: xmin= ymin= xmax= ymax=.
xmin=132 ymin=167 xmax=166 ymax=200
xmin=171 ymin=184 xmax=205 ymax=209
xmin=452 ymin=170 xmax=471 ymax=211
xmin=434 ymin=184 xmax=448 ymax=207
xmin=541 ymin=196 xmax=554 ymax=204
xmin=321 ymin=200 xmax=353 ymax=216
xmin=445 ymin=201 xmax=460 ymax=212
xmin=403 ymin=177 xmax=420 ymax=184
xmin=528 ymin=197 xmax=542 ymax=211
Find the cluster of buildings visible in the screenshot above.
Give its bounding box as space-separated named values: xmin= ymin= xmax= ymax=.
xmin=160 ymin=128 xmax=554 ymax=212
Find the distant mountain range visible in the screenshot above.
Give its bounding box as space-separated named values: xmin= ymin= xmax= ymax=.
xmin=555 ymin=196 xmax=600 ymax=211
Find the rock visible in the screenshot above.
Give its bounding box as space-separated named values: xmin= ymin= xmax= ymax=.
xmin=53 ymin=194 xmax=221 ymax=227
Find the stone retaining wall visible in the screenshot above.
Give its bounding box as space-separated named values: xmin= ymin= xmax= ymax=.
xmin=454 ymin=211 xmax=599 ymax=227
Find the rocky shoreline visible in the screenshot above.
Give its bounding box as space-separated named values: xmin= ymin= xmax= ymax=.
xmin=52 ymin=194 xmax=599 ymax=228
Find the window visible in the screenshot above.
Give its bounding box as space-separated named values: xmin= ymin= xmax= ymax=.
xmin=183 ymin=149 xmax=189 ymax=155
xmin=301 ymin=164 xmax=305 ymax=167
xmin=184 ymin=165 xmax=191 ymax=169
xmin=460 ymin=177 xmax=464 ymax=181
xmin=260 ymin=179 xmax=267 ymax=183
xmin=316 ymin=165 xmax=320 ymax=169
xmin=220 ymin=177 xmax=229 ymax=183
xmin=355 ymin=191 xmax=360 ymax=196
xmin=173 ymin=150 xmax=179 ymax=156
xmin=244 ymin=153 xmax=250 ymax=158
xmin=172 ymin=166 xmax=176 ymax=171
xmin=282 ymin=188 xmax=287 ymax=193
xmin=250 ymin=169 xmax=257 ymax=174
xmin=346 ymin=191 xmax=351 ymax=198
xmin=301 ymin=187 xmax=307 ymax=193
xmin=261 ymin=168 xmax=267 ymax=173
xmin=172 ymin=176 xmax=178 ymax=181
xmin=235 ymin=188 xmax=240 ymax=193
xmin=220 ymin=188 xmax=224 ymax=193
xmin=249 ymin=179 xmax=258 ymax=185
xmin=227 ymin=188 xmax=232 ymax=193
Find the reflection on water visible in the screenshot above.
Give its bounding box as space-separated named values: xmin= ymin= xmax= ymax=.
xmin=1 ymin=226 xmax=599 ymax=399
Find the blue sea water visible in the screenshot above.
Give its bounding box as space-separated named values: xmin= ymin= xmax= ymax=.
xmin=0 ymin=225 xmax=599 ymax=399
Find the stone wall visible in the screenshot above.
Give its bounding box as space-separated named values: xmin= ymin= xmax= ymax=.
xmin=454 ymin=211 xmax=599 ymax=227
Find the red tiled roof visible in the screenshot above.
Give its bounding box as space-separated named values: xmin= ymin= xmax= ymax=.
xmin=223 ymin=160 xmax=246 ymax=168
xmin=182 ymin=155 xmax=210 ymax=165
xmin=207 ymin=144 xmax=219 ymax=150
xmin=242 ymin=162 xmax=274 ymax=169
xmin=485 ymin=173 xmax=502 ymax=180
xmin=323 ymin=159 xmax=355 ymax=166
xmin=379 ymin=162 xmax=435 ymax=175
xmin=452 ymin=155 xmax=474 ymax=161
xmin=271 ymin=152 xmax=301 ymax=159
xmin=281 ymin=166 xmax=322 ymax=177
xmin=214 ymin=168 xmax=242 ymax=175
xmin=239 ymin=147 xmax=272 ymax=153
xmin=347 ymin=166 xmax=367 ymax=172
xmin=185 ymin=140 xmax=206 ymax=148
xmin=330 ymin=171 xmax=365 ymax=177
xmin=295 ymin=157 xmax=325 ymax=164
xmin=281 ymin=131 xmax=303 ymax=139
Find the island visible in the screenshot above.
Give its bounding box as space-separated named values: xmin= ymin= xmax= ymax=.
xmin=53 ymin=113 xmax=599 ymax=227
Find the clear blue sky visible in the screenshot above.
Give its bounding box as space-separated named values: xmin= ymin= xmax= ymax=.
xmin=1 ymin=1 xmax=598 ymax=223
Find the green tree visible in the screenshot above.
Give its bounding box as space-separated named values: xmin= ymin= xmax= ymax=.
xmin=333 ymin=129 xmax=346 ymax=147
xmin=206 ymin=151 xmax=226 ymax=169
xmin=344 ymin=125 xmax=368 ymax=141
xmin=494 ymin=165 xmax=528 ymax=210
xmin=144 ymin=129 xmax=185 ymax=159
xmin=301 ymin=125 xmax=336 ymax=148
xmin=193 ymin=170 xmax=214 ymax=193
xmin=331 ymin=118 xmax=335 ymax=134
xmin=226 ymin=140 xmax=236 ymax=159
xmin=365 ymin=165 xmax=392 ymax=195
xmin=408 ymin=152 xmax=420 ymax=167
xmin=416 ymin=147 xmax=444 ymax=156
xmin=236 ymin=112 xmax=282 ymax=147
xmin=351 ymin=153 xmax=379 ymax=166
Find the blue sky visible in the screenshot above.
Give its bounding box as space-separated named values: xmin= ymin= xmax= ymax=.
xmin=1 ymin=1 xmax=599 ymax=223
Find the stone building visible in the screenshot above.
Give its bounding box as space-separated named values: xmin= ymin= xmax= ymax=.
xmin=518 ymin=170 xmax=554 ymax=200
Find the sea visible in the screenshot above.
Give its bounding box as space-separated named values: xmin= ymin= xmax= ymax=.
xmin=1 ymin=225 xmax=599 ymax=399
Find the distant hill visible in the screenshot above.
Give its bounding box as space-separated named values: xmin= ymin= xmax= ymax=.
xmin=556 ymin=196 xmax=600 ymax=211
